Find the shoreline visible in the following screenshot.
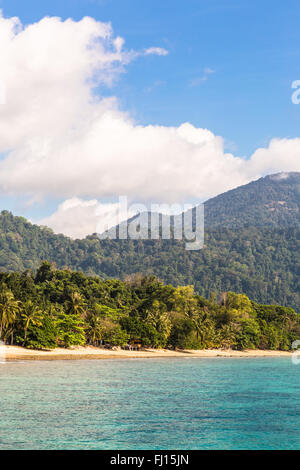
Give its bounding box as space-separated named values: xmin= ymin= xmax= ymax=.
xmin=1 ymin=345 xmax=295 ymax=361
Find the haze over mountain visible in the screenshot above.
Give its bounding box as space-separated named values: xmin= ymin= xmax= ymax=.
xmin=0 ymin=172 xmax=299 ymax=309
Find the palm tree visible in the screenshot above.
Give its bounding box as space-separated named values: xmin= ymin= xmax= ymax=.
xmin=220 ymin=324 xmax=237 ymax=349
xmin=21 ymin=301 xmax=43 ymax=346
xmin=192 ymin=312 xmax=213 ymax=345
xmin=281 ymin=312 xmax=296 ymax=333
xmin=172 ymin=286 xmax=197 ymax=317
xmin=145 ymin=301 xmax=171 ymax=345
xmin=65 ymin=292 xmax=86 ymax=317
xmin=85 ymin=312 xmax=104 ymax=346
xmin=0 ymin=290 xmax=21 ymax=343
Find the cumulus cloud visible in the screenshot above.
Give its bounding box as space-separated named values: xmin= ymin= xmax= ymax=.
xmin=0 ymin=13 xmax=299 ymax=237
xmin=39 ymin=197 xmax=136 ymax=239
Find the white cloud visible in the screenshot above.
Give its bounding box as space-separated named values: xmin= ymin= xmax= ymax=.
xmin=0 ymin=13 xmax=299 ymax=238
xmin=144 ymin=47 xmax=169 ymax=56
xmin=39 ymin=197 xmax=135 ymax=239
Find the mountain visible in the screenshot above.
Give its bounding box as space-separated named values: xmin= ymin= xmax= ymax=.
xmin=0 ymin=172 xmax=299 ymax=310
xmin=104 ymin=172 xmax=300 ymax=232
xmin=204 ymin=172 xmax=300 ymax=229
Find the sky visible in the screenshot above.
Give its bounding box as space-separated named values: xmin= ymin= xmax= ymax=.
xmin=0 ymin=0 xmax=300 ymax=237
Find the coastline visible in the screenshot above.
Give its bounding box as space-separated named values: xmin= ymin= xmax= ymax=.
xmin=2 ymin=345 xmax=295 ymax=361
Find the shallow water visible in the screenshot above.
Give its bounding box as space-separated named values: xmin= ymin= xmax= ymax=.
xmin=0 ymin=357 xmax=299 ymax=449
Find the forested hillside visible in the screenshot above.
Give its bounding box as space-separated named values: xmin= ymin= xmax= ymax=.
xmin=204 ymin=172 xmax=300 ymax=228
xmin=0 ymin=172 xmax=299 ymax=310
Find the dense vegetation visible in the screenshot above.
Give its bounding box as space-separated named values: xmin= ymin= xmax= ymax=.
xmin=0 ymin=262 xmax=299 ymax=351
xmin=0 ymin=172 xmax=300 ymax=309
xmin=0 ymin=214 xmax=299 ymax=310
xmin=204 ymin=172 xmax=300 ymax=229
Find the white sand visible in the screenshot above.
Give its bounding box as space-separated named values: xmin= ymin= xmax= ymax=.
xmin=2 ymin=345 xmax=294 ymax=361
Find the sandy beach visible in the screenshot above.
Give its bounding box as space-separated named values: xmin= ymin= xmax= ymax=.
xmin=1 ymin=345 xmax=294 ymax=361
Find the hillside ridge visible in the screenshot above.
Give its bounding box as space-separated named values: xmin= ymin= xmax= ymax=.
xmin=0 ymin=172 xmax=299 ymax=309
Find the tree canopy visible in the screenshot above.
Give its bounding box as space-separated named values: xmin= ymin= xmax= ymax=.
xmin=0 ymin=263 xmax=298 ymax=351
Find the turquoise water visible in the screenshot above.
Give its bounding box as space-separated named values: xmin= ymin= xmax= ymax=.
xmin=0 ymin=357 xmax=300 ymax=449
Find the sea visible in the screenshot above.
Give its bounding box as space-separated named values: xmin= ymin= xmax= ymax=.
xmin=0 ymin=357 xmax=299 ymax=450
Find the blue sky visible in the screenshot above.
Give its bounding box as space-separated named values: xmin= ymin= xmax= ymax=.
xmin=2 ymin=0 xmax=300 ymax=156
xmin=0 ymin=0 xmax=300 ymax=236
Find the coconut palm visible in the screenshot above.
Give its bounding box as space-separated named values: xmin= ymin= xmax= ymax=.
xmin=65 ymin=292 xmax=86 ymax=317
xmin=85 ymin=312 xmax=104 ymax=346
xmin=145 ymin=301 xmax=172 ymax=344
xmin=0 ymin=290 xmax=21 ymax=343
xmin=21 ymin=300 xmax=43 ymax=346
xmin=191 ymin=312 xmax=213 ymax=344
xmin=219 ymin=324 xmax=237 ymax=349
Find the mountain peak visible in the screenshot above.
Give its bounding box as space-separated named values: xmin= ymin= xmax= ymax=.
xmin=204 ymin=171 xmax=300 ymax=228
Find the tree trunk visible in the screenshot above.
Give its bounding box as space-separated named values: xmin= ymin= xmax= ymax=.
xmin=23 ymin=328 xmax=28 ymax=347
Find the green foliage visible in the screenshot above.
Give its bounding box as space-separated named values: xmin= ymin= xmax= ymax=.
xmin=101 ymin=322 xmax=129 ymax=346
xmin=234 ymin=318 xmax=261 ymax=350
xmin=55 ymin=312 xmax=85 ymax=348
xmin=1 ymin=174 xmax=299 ymax=349
xmin=120 ymin=316 xmax=164 ymax=348
xmin=0 ymin=263 xmax=298 ymax=351
xmin=168 ymin=313 xmax=201 ymax=349
xmin=1 ymin=173 xmax=300 ymax=311
xmin=22 ymin=316 xmax=57 ymax=350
